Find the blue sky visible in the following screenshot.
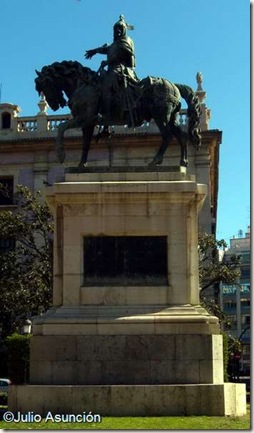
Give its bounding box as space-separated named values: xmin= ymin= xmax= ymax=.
xmin=0 ymin=0 xmax=250 ymax=243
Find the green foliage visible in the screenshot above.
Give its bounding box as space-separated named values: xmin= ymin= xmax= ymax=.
xmin=228 ymin=335 xmax=242 ymax=354
xmin=226 ymin=335 xmax=243 ymax=382
xmin=198 ymin=232 xmax=241 ymax=293
xmin=201 ymin=298 xmax=226 ymax=324
xmin=199 ymin=232 xmax=241 ymax=327
xmin=222 ymin=332 xmax=229 ymax=382
xmin=0 ymin=186 xmax=53 ymax=336
xmin=5 ymin=333 xmax=32 ymax=384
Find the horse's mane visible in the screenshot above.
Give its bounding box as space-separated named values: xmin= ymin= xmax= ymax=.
xmin=40 ymin=60 xmax=96 ymax=81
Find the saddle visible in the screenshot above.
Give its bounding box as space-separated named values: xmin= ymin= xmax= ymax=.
xmin=100 ymin=66 xmax=142 ymax=127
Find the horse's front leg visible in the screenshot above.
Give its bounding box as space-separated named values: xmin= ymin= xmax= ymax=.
xmin=79 ymin=125 xmax=95 ymax=168
xmin=56 ymin=118 xmax=80 ymax=163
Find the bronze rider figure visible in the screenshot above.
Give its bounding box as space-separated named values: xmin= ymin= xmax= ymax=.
xmin=85 ymin=15 xmax=139 ymax=126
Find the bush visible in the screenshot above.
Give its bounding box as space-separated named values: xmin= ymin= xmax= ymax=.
xmin=5 ymin=333 xmax=32 ymax=384
xmin=0 ymin=393 xmax=7 ymax=406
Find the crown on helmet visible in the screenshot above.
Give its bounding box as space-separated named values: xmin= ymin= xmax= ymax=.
xmin=113 ymin=15 xmax=134 ymax=31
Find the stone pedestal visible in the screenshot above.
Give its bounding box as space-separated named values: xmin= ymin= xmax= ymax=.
xmin=9 ymin=169 xmax=246 ymax=416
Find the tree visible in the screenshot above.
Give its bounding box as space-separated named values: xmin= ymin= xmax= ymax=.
xmin=198 ymin=232 xmax=241 ymax=299
xmin=198 ymin=232 xmax=241 ymax=323
xmin=0 ymin=185 xmax=53 ymax=337
xmin=198 ymin=232 xmax=241 ymax=292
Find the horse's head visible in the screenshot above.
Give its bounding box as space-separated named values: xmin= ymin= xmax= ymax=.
xmin=35 ymin=61 xmax=97 ymax=112
xmin=35 ymin=69 xmax=67 ymax=111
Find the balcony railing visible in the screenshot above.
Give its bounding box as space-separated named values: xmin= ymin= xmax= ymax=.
xmin=17 ymin=117 xmax=38 ymax=132
xmin=15 ymin=114 xmax=71 ymax=134
xmin=47 ymin=115 xmax=72 ymax=131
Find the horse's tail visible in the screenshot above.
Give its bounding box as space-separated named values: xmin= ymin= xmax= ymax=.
xmin=174 ymin=84 xmax=202 ymax=149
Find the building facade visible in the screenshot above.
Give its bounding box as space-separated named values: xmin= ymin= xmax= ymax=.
xmin=220 ymin=226 xmax=251 ymax=374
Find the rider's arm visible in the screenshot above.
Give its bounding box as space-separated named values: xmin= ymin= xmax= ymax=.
xmin=129 ymin=54 xmax=135 ymax=68
xmin=85 ymin=43 xmax=108 ymax=59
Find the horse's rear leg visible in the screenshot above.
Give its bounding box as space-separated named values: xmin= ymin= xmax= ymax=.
xmin=149 ymin=138 xmax=171 ymax=166
xmin=172 ymin=124 xmax=188 ymax=167
xmin=149 ymin=117 xmax=173 ymax=166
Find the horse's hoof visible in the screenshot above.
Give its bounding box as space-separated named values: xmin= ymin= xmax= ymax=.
xmin=78 ymin=162 xmax=88 ymax=169
xmin=149 ymin=157 xmax=159 ymax=166
xmin=148 ymin=160 xmax=156 ymax=167
xmin=149 ymin=157 xmax=162 ymax=167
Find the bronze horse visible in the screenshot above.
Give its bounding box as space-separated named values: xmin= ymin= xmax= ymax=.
xmin=35 ymin=60 xmax=201 ymax=168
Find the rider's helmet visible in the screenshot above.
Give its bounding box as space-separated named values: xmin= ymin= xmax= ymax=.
xmin=113 ymin=15 xmax=134 ymax=40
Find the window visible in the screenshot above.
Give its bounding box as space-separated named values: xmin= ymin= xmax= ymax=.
xmin=0 ymin=177 xmax=14 ymax=205
xmin=241 ymin=268 xmax=250 ymax=279
xmin=241 ymin=298 xmax=250 ymax=307
xmin=241 ymin=253 xmax=250 ymax=264
xmin=1 ymin=112 xmax=11 ymax=129
xmin=224 ymin=300 xmax=236 ymax=309
xmin=242 ymin=315 xmax=250 ymax=326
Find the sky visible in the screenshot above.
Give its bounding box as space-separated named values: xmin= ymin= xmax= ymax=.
xmin=0 ymin=0 xmax=250 ymax=244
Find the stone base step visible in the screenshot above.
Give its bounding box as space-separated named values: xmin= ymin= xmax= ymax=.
xmin=9 ymin=383 xmax=246 ymax=417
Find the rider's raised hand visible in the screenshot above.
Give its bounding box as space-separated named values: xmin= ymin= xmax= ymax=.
xmin=85 ymin=49 xmax=96 ymax=59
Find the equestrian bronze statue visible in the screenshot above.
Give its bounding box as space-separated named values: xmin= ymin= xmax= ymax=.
xmin=35 ymin=15 xmax=201 ymax=168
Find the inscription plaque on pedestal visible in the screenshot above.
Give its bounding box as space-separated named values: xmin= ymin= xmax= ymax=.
xmin=83 ymin=236 xmax=168 ymax=286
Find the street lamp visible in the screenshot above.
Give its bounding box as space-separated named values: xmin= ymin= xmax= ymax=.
xmin=20 ymin=319 xmax=32 ymax=384
xmin=21 ymin=319 xmax=32 ymax=335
